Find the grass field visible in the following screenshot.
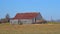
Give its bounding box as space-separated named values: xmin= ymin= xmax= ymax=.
xmin=0 ymin=23 xmax=60 ymax=34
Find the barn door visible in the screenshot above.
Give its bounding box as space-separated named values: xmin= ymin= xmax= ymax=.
xmin=18 ymin=20 xmax=23 ymax=25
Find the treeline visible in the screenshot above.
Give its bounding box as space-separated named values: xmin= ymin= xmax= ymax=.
xmin=0 ymin=14 xmax=10 ymax=23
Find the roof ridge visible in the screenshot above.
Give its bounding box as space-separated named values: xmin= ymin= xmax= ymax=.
xmin=17 ymin=12 xmax=40 ymax=14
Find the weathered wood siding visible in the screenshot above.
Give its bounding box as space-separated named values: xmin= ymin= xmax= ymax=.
xmin=20 ymin=19 xmax=33 ymax=24
xmin=10 ymin=19 xmax=34 ymax=24
xmin=36 ymin=13 xmax=43 ymax=20
xmin=10 ymin=19 xmax=18 ymax=24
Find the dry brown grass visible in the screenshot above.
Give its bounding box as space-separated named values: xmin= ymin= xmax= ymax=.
xmin=0 ymin=24 xmax=60 ymax=34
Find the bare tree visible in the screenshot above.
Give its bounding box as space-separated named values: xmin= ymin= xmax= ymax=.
xmin=6 ymin=13 xmax=10 ymax=22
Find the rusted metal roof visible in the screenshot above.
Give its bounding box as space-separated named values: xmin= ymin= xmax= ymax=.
xmin=13 ymin=12 xmax=39 ymax=19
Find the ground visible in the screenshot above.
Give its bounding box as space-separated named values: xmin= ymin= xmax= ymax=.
xmin=0 ymin=23 xmax=60 ymax=34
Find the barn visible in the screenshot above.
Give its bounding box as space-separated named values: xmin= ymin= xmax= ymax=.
xmin=10 ymin=12 xmax=43 ymax=24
